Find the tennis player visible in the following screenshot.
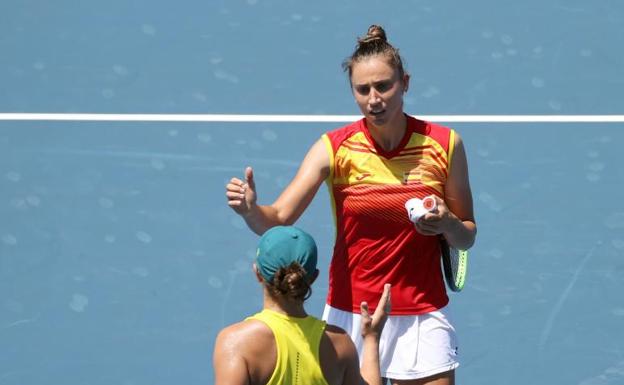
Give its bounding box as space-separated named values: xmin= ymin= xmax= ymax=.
xmin=213 ymin=226 xmax=391 ymax=385
xmin=225 ymin=25 xmax=476 ymax=385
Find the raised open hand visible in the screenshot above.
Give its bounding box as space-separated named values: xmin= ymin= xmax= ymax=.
xmin=225 ymin=167 xmax=257 ymax=216
xmin=360 ymin=283 xmax=391 ymax=339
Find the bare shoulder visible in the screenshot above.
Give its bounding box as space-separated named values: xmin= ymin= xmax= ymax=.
xmin=319 ymin=324 xmax=360 ymax=385
xmin=301 ymin=137 xmax=331 ymax=177
xmin=213 ymin=319 xmax=276 ymax=385
xmin=451 ymin=129 xmax=468 ymax=158
xmin=323 ymin=324 xmax=354 ymax=347
xmin=215 ymin=318 xmax=274 ymax=354
xmin=446 ymin=128 xmax=475 ymax=223
xmin=447 ymin=126 xmax=470 ymax=175
xmin=453 ymin=129 xmax=465 ymax=143
xmin=321 ymin=324 xmax=358 ymax=362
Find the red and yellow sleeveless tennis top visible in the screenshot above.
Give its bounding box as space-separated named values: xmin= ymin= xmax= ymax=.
xmin=321 ymin=115 xmax=455 ymax=315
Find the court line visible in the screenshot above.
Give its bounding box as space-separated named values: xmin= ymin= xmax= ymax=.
xmin=538 ymin=242 xmax=598 ymax=352
xmin=1 ymin=113 xmax=624 ymax=123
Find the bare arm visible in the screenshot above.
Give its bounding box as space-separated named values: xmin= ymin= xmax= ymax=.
xmin=213 ymin=328 xmax=250 ymax=385
xmin=225 ymin=138 xmax=330 ymax=235
xmin=415 ymin=133 xmax=477 ymax=249
xmin=340 ymin=284 xmax=391 ymax=385
xmin=443 ymin=133 xmax=477 ymax=249
xmin=358 ymin=284 xmax=391 ymax=385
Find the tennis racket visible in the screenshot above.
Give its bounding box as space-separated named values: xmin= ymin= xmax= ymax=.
xmin=439 ymin=237 xmax=468 ymax=292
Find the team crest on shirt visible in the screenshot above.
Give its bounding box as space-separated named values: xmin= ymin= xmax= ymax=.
xmin=403 ymin=160 xmax=442 ymax=185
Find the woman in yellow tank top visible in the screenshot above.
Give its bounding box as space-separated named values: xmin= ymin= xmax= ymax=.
xmin=213 ymin=226 xmax=391 ymax=385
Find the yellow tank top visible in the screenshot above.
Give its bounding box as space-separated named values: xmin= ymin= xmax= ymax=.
xmin=246 ymin=309 xmax=329 ymax=385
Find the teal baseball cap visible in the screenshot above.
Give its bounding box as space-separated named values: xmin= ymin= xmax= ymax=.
xmin=256 ymin=226 xmax=318 ymax=283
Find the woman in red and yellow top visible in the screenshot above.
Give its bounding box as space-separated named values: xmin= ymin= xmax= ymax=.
xmin=225 ymin=25 xmax=476 ymax=385
xmin=322 ymin=116 xmax=456 ymax=316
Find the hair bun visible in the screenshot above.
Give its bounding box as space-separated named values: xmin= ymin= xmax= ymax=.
xmin=343 ymin=23 xmax=405 ymax=80
xmin=359 ymin=24 xmax=387 ymax=44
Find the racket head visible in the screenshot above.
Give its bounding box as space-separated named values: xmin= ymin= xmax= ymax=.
xmin=440 ymin=237 xmax=468 ymax=292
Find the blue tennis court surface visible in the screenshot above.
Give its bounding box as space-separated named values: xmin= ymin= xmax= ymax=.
xmin=1 ymin=1 xmax=624 ymax=384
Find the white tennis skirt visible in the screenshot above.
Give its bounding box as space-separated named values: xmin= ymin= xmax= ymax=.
xmin=322 ymin=304 xmax=459 ymax=380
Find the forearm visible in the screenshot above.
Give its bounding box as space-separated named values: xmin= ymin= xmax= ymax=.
xmin=359 ymin=336 xmax=382 ymax=385
xmin=443 ymin=215 xmax=477 ymax=250
xmin=242 ymin=204 xmax=288 ymax=235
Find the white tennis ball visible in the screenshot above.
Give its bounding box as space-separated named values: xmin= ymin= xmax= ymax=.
xmin=405 ymin=198 xmax=427 ymax=223
xmin=405 ymin=195 xmax=438 ymax=223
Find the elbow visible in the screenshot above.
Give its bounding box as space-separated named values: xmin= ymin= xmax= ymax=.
xmin=466 ymin=223 xmax=477 ymax=249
